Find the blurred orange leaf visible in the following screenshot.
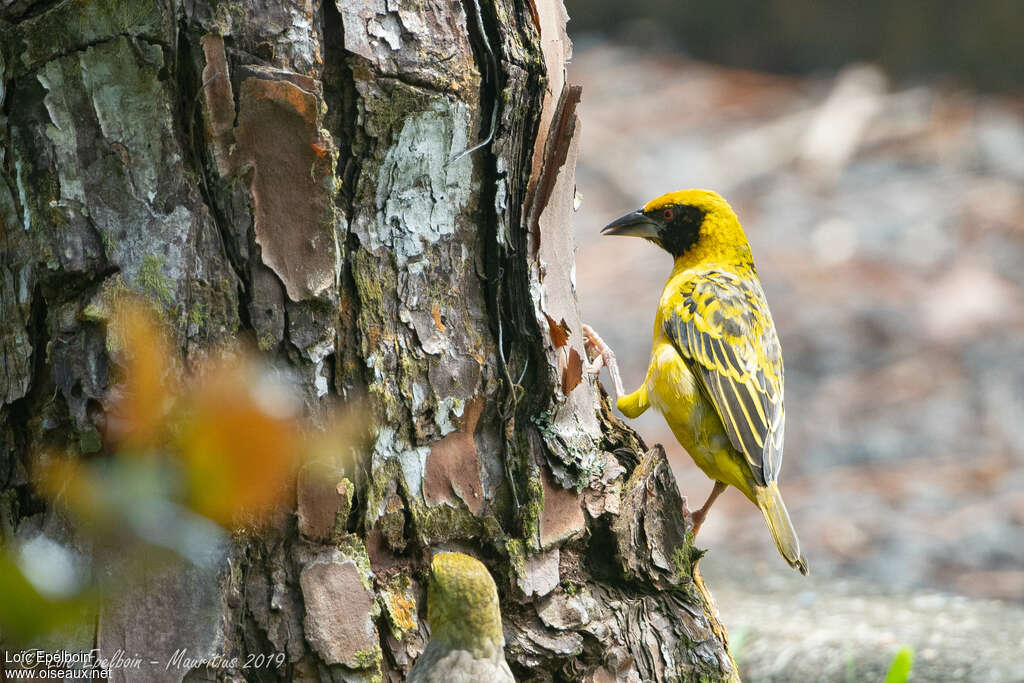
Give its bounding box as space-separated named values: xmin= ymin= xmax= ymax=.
xmin=176 ymin=361 xmax=301 ymax=526
xmin=44 ymin=299 xmax=364 ymax=538
xmin=105 ymin=299 xmax=178 ymax=451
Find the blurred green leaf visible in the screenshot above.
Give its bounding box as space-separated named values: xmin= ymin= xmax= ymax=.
xmin=728 ymin=627 xmax=749 ymax=667
xmin=884 ymin=646 xmax=915 ymax=683
xmin=0 ymin=553 xmax=97 ymax=645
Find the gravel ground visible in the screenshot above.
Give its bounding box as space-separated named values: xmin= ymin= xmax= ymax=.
xmin=703 ymin=552 xmax=1024 ymax=682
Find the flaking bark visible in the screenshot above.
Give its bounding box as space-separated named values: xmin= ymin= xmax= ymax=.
xmin=0 ymin=1 xmax=736 ymax=680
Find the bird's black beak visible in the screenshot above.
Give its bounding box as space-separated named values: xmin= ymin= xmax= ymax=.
xmin=600 ymin=209 xmax=662 ymax=241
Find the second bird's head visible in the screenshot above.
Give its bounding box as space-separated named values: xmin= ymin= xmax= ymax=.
xmin=426 ymin=551 xmax=504 ymax=657
xmin=601 ymin=189 xmax=749 ymax=260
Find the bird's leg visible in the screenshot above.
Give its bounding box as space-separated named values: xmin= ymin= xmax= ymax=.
xmin=690 ymin=481 xmax=728 ymax=536
xmin=581 ymin=323 xmax=625 ymax=399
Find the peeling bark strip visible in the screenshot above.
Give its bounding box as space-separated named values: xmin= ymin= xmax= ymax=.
xmin=526 ymin=83 xmax=583 ymax=239
xmin=0 ymin=0 xmax=736 ymax=681
xmin=233 ymin=76 xmax=338 ymax=301
xmin=424 ymin=398 xmax=485 ymax=513
xmin=199 ymin=34 xmax=234 ymax=176
xmin=199 ymin=35 xmax=339 ymax=301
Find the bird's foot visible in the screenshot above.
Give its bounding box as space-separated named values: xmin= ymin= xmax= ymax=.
xmin=690 ymin=507 xmax=709 ymax=537
xmin=688 ymin=481 xmax=728 ymax=537
xmin=679 ymin=495 xmax=709 ymax=536
xmin=581 ymin=323 xmax=609 ymax=374
xmin=582 ymin=323 xmax=625 ymax=398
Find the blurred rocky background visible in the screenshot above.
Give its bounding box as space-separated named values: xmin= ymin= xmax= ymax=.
xmin=566 ymin=1 xmax=1024 ymax=679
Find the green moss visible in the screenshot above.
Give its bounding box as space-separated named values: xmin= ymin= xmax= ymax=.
xmin=362 ymin=80 xmax=433 ymax=141
xmin=81 ymin=304 xmax=105 ymax=322
xmin=480 ymin=513 xmax=505 ymax=544
xmin=181 ymin=276 xmax=239 ymax=343
xmin=187 ymin=301 xmax=208 ymax=328
xmin=410 ymin=501 xmax=485 ymax=546
xmin=364 ymin=458 xmax=402 ymax=525
xmin=350 ymin=644 xmax=382 ymax=670
xmin=97 ymin=229 xmax=116 ymax=261
xmin=257 ymin=333 xmax=277 ymax=351
xmin=352 ymin=250 xmax=390 ymax=308
xmin=335 ymin=534 xmax=374 ymax=591
xmin=407 ymin=498 xmax=507 ymax=564
xmin=504 ymin=538 xmax=526 ymax=578
xmin=397 ymin=350 xmax=417 ymax=378
xmin=136 ymin=254 xmax=175 ymax=307
xmin=367 ymin=382 xmax=389 ymax=402
xmin=521 ymin=474 xmax=544 ymax=550
xmin=81 ymin=275 xmax=128 ymax=324
xmin=78 ymin=428 xmax=102 ymax=454
xmin=672 ymin=542 xmax=705 ymax=588
xmin=378 ymin=509 xmax=407 ymax=552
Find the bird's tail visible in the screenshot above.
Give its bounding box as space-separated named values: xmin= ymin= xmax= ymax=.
xmin=754 ymin=481 xmax=808 ymax=575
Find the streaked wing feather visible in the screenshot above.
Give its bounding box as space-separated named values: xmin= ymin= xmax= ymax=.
xmin=664 ymin=270 xmax=785 ymax=483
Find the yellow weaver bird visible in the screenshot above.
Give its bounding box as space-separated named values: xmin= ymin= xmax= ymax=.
xmin=584 ymin=189 xmax=808 ymax=574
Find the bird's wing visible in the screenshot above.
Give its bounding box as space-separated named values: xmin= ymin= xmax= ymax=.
xmin=663 ymin=269 xmax=785 ymax=484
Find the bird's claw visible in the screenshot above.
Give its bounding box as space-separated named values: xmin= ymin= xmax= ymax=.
xmin=582 ymin=323 xmax=625 ymax=398
xmin=581 ymin=323 xmax=603 ymax=372
xmin=687 ymin=482 xmax=727 ymax=537
xmin=679 ymin=495 xmax=700 ymax=535
xmin=582 ymin=324 xmax=615 ymax=373
xmin=689 ymin=508 xmax=708 ymax=537
xmin=680 ymin=503 xmax=708 ymax=536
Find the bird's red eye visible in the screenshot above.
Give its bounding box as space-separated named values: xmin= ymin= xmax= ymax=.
xmin=663 ymin=208 xmax=674 ymax=220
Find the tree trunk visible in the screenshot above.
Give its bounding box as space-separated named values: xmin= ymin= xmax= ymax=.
xmin=0 ymin=1 xmax=736 ymax=681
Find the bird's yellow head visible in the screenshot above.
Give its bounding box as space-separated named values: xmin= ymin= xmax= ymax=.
xmin=425 ymin=552 xmax=504 ymax=657
xmin=601 ymin=189 xmax=751 ymax=263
